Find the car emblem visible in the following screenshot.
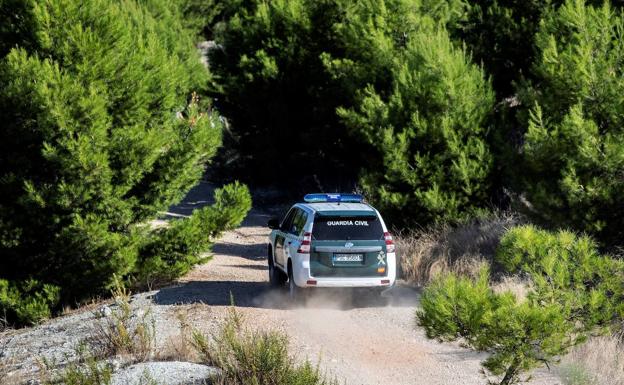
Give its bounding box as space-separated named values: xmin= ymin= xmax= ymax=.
xmin=377 ymin=251 xmax=386 ymax=266
xmin=345 ymin=242 xmax=354 ymax=248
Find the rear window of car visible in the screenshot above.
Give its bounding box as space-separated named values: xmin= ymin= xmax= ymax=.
xmin=312 ymin=214 xmax=383 ymax=240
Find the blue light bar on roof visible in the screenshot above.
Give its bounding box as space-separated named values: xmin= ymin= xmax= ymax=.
xmin=303 ymin=193 xmax=364 ymax=203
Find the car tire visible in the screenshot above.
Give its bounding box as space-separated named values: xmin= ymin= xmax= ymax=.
xmin=288 ymin=263 xmax=305 ymax=305
xmin=268 ymin=254 xmax=286 ymax=288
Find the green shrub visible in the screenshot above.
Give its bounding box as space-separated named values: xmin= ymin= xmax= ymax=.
xmin=516 ymin=0 xmax=624 ymax=248
xmin=495 ymin=225 xmax=601 ymax=273
xmin=193 ymin=305 xmax=335 ymax=385
xmin=0 ymin=279 xmax=60 ymax=326
xmin=420 ymin=226 xmax=624 ymax=384
xmin=418 ymin=269 xmax=577 ymax=385
xmin=135 ymin=182 xmax=251 ymax=287
xmin=0 ymin=0 xmax=249 ymax=326
xmin=498 ymin=225 xmax=624 ymax=328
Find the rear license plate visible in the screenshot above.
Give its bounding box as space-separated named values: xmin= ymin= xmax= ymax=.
xmin=333 ymin=253 xmax=364 ymax=262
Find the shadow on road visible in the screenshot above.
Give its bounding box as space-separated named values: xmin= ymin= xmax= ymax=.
xmin=152 ymin=280 xmax=421 ymax=310
xmin=153 ymin=280 xmax=274 ymax=307
xmin=210 ymin=242 xmax=267 ymax=260
xmin=228 ymin=264 xmax=269 ymax=271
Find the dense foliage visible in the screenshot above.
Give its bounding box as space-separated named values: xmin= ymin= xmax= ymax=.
xmin=0 ymin=279 xmax=60 ymax=326
xmin=419 ymin=225 xmax=624 ymax=385
xmin=453 ymin=0 xmax=623 ymax=97
xmin=209 ymin=0 xmax=357 ymax=186
xmin=0 ymin=0 xmax=250 ymax=326
xmin=210 ymin=0 xmax=495 ymax=224
xmin=192 ymin=0 xmax=624 ymax=248
xmin=450 ymin=0 xmax=554 ymax=97
xmin=516 ymin=0 xmax=624 ymax=247
xmin=179 ymin=0 xmax=244 ymax=39
xmin=335 ymin=6 xmax=494 ymax=225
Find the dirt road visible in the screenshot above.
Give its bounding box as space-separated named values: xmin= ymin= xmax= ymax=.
xmin=1 ymin=183 xmax=562 ymax=384
xmin=155 ymin=197 xmax=561 ymax=385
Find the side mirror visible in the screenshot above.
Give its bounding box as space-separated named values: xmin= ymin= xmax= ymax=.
xmin=267 ymin=218 xmax=280 ymax=230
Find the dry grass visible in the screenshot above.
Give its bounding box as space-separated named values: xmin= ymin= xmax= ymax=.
xmin=156 ymin=311 xmax=198 ymax=363
xmin=557 ymin=332 xmax=624 ymax=385
xmin=0 ymin=315 xmax=7 ymax=332
xmin=1 ymin=370 xmax=28 ymax=385
xmin=193 ymin=306 xmax=336 ymax=385
xmin=491 ymin=275 xmax=533 ymax=302
xmin=61 ymin=297 xmax=112 ymax=318
xmin=396 ymin=211 xmax=520 ymax=285
xmin=50 ymin=348 xmax=113 ymax=385
xmin=88 ymin=279 xmax=155 ymax=363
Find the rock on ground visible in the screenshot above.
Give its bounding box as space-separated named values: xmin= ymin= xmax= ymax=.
xmin=111 ymin=361 xmax=218 ymax=385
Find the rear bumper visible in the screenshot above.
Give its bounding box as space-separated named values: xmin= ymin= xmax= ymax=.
xmin=291 ymin=253 xmax=396 ymax=288
xmin=305 ymin=277 xmax=395 ymax=288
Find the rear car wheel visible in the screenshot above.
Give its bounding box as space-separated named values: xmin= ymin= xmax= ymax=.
xmin=268 ymin=250 xmax=287 ymax=287
xmin=288 ymin=263 xmax=305 ymax=304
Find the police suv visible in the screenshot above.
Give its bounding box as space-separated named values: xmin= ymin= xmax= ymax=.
xmin=267 ymin=193 xmax=396 ymax=300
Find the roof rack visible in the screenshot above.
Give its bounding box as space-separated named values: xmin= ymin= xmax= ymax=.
xmin=303 ymin=193 xmax=364 ymax=203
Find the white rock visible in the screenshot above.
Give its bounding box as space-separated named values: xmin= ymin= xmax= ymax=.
xmin=99 ymin=306 xmax=113 ymax=317
xmin=111 ymin=361 xmax=218 ymax=385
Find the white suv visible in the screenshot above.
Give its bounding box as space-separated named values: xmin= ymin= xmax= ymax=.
xmin=267 ymin=193 xmax=396 ymax=300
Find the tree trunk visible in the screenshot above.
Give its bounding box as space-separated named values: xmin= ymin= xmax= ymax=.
xmin=499 ymin=360 xmax=520 ymax=385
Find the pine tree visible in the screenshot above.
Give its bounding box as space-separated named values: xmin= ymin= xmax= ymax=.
xmin=335 ymin=7 xmax=495 ymax=225
xmin=517 ymin=0 xmax=624 ymax=247
xmin=496 ymin=225 xmax=624 ymax=327
xmin=417 ymin=225 xmax=624 ymax=385
xmin=419 ymin=227 xmax=624 ymax=384
xmin=209 ymin=0 xmax=473 ymax=188
xmin=209 ymin=0 xmax=358 ymax=185
xmin=0 ymin=0 xmax=250 ymax=325
xmin=418 ymin=269 xmax=575 ymax=385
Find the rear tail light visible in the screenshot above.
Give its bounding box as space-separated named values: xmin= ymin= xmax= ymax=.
xmin=384 ymin=232 xmax=395 ymax=253
xmin=297 ymin=232 xmax=312 ymax=254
